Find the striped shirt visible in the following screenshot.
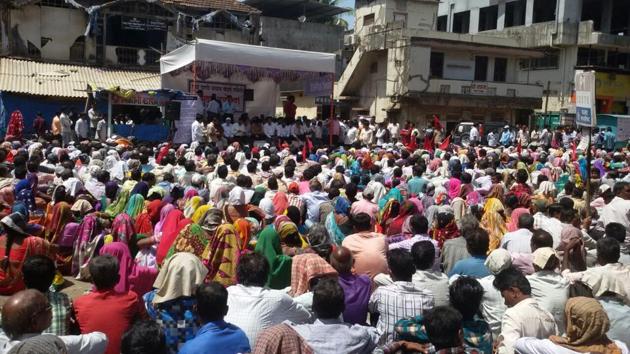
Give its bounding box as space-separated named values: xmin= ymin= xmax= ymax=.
xmin=368 ymin=281 xmax=434 ymax=344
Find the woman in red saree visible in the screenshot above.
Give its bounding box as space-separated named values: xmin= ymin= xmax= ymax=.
xmin=387 ymin=201 xmax=417 ymax=236
xmin=431 ymin=211 xmax=460 ymax=248
xmin=0 ymin=213 xmax=54 ymax=295
xmin=5 ymin=110 xmax=25 ymax=141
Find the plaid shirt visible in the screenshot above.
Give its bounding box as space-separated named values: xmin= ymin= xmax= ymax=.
xmin=394 ymin=316 xmax=492 ymax=354
xmin=44 ymin=291 xmax=72 ymax=336
xmin=368 ymin=281 xmax=434 ymax=344
xmin=144 ymin=290 xmax=200 ymax=354
xmin=253 ymin=324 xmax=313 ymax=354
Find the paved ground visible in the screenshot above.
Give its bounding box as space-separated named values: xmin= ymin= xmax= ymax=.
xmin=0 ymin=277 xmax=91 ymax=306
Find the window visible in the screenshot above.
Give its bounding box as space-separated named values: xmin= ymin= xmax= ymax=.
xmin=475 ymin=56 xmax=489 ymax=81
xmin=494 ymin=58 xmax=507 ymax=82
xmin=363 ymin=13 xmax=375 ymax=26
xmin=437 ymin=15 xmax=447 ymax=31
xmin=576 ymin=47 xmax=607 ymax=66
xmin=519 ymin=52 xmax=559 ymax=70
xmin=478 ymin=5 xmax=498 ymax=32
xmin=69 ymin=36 xmax=85 ymax=62
xmin=370 ymin=62 xmax=378 ymax=73
xmin=533 ymin=0 xmax=556 ymax=23
xmin=430 ymin=52 xmax=444 ymax=78
xmin=505 ymin=0 xmax=526 ymax=27
xmin=453 ymin=11 xmax=470 ymax=33
xmin=393 ymin=12 xmax=407 ymax=27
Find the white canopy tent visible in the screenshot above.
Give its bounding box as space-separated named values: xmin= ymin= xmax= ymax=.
xmin=160 ymin=39 xmax=336 ymax=75
xmin=159 ymin=39 xmax=336 ymax=143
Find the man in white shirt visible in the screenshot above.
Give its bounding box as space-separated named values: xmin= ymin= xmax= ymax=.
xmin=600 ymin=182 xmax=630 ymax=242
xmin=387 ymin=121 xmax=400 ymax=142
xmin=263 ymin=118 xmax=275 ymax=139
xmin=501 ymin=213 xmax=534 ymax=253
xmin=225 ymin=253 xmax=311 ymax=346
xmin=95 ymin=115 xmax=107 ymax=142
xmin=222 ymin=95 xmax=235 ymax=118
xmin=74 ymin=114 xmax=90 ymax=141
xmin=374 ymin=239 xmax=449 ymax=307
xmin=190 ymin=115 xmax=206 ymax=144
xmin=222 ymin=118 xmax=234 ymax=141
xmin=59 ymin=108 xmax=73 ymax=147
xmin=563 ymin=238 xmax=630 ymax=303
xmin=344 ymin=122 xmax=358 ymax=146
xmin=527 ymin=247 xmax=569 ymax=332
xmin=206 ymin=93 xmax=221 ymax=119
xmin=478 ymin=249 xmax=511 ymax=338
xmin=469 ymin=123 xmax=480 ymax=146
xmin=0 ymin=289 xmax=107 ymax=354
xmin=536 ymin=203 xmax=563 ymax=248
xmin=494 ymin=268 xmax=558 ymax=354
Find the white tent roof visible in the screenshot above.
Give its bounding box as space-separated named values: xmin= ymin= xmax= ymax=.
xmin=160 ymin=39 xmax=336 ymax=75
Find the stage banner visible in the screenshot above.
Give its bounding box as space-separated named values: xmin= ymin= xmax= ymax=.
xmin=189 ymin=81 xmax=245 ymax=113
xmin=173 ymin=99 xmax=197 ymax=144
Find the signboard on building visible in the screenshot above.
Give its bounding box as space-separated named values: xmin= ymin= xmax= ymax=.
xmin=111 ymin=93 xmax=170 ymax=106
xmin=575 ymin=71 xmax=597 ymax=127
xmin=618 ymin=118 xmax=630 ymax=142
xmin=470 ymin=83 xmax=488 ymax=95
xmin=189 ymin=81 xmax=246 ymax=113
xmin=121 ymin=17 xmax=167 ymax=31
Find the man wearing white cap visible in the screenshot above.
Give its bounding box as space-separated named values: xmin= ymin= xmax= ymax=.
xmin=527 ymin=247 xmax=569 ymax=333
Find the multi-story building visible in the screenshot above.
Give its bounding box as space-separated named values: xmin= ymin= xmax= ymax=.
xmin=0 ymin=0 xmax=347 ymax=129
xmin=436 ymin=0 xmax=630 ymax=125
xmin=336 ymin=0 xmax=544 ymax=128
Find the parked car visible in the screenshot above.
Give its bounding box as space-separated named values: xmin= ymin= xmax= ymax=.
xmin=452 ymin=121 xmax=514 ymax=146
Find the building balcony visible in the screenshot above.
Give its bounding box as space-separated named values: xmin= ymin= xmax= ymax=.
xmin=423 ymin=78 xmax=543 ymax=99
xmin=404 ymin=78 xmax=543 ymax=109
xmin=578 ymin=21 xmax=630 ymax=50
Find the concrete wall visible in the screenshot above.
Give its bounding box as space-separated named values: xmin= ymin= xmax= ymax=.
xmin=355 ymin=51 xmax=389 ymax=122
xmin=275 ymin=95 xmax=318 ymax=118
xmin=261 ymin=17 xmax=344 ymax=53
xmin=9 ymin=5 xmax=87 ymax=61
xmin=356 ymin=0 xmax=437 ymax=33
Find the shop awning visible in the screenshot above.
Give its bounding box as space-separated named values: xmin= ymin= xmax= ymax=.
xmin=0 ymin=57 xmax=160 ymax=98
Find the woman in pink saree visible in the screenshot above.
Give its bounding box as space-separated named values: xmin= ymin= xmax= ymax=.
xmin=99 ymin=242 xmax=157 ymax=296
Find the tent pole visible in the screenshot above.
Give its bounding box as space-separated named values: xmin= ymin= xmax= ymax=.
xmin=192 ymin=61 xmax=197 ymax=93
xmin=107 ymin=92 xmax=112 ymax=138
xmin=329 ymin=73 xmax=334 ymax=146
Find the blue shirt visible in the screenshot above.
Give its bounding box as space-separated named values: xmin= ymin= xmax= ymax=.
xmin=178 ymin=320 xmax=250 ymax=354
xmin=448 ymin=256 xmax=491 ymax=278
xmin=407 ymin=177 xmax=428 ymax=196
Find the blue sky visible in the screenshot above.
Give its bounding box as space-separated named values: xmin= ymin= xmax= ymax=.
xmin=338 ymin=0 xmax=356 ymax=28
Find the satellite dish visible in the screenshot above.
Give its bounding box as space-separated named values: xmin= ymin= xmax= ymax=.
xmin=298 ymin=15 xmax=307 ymax=23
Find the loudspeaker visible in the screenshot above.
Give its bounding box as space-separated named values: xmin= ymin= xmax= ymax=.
xmin=165 ymin=101 xmax=181 ymax=121
xmin=244 ymin=89 xmax=254 ymax=101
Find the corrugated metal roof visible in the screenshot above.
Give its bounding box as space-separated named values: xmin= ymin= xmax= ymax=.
xmin=0 ymin=58 xmax=161 ymax=98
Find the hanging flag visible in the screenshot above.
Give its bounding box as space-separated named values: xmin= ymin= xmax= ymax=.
xmin=439 ymin=134 xmax=451 ymax=150
xmin=302 ymin=137 xmax=312 ymax=161
xmin=432 ymin=115 xmax=442 ymax=130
